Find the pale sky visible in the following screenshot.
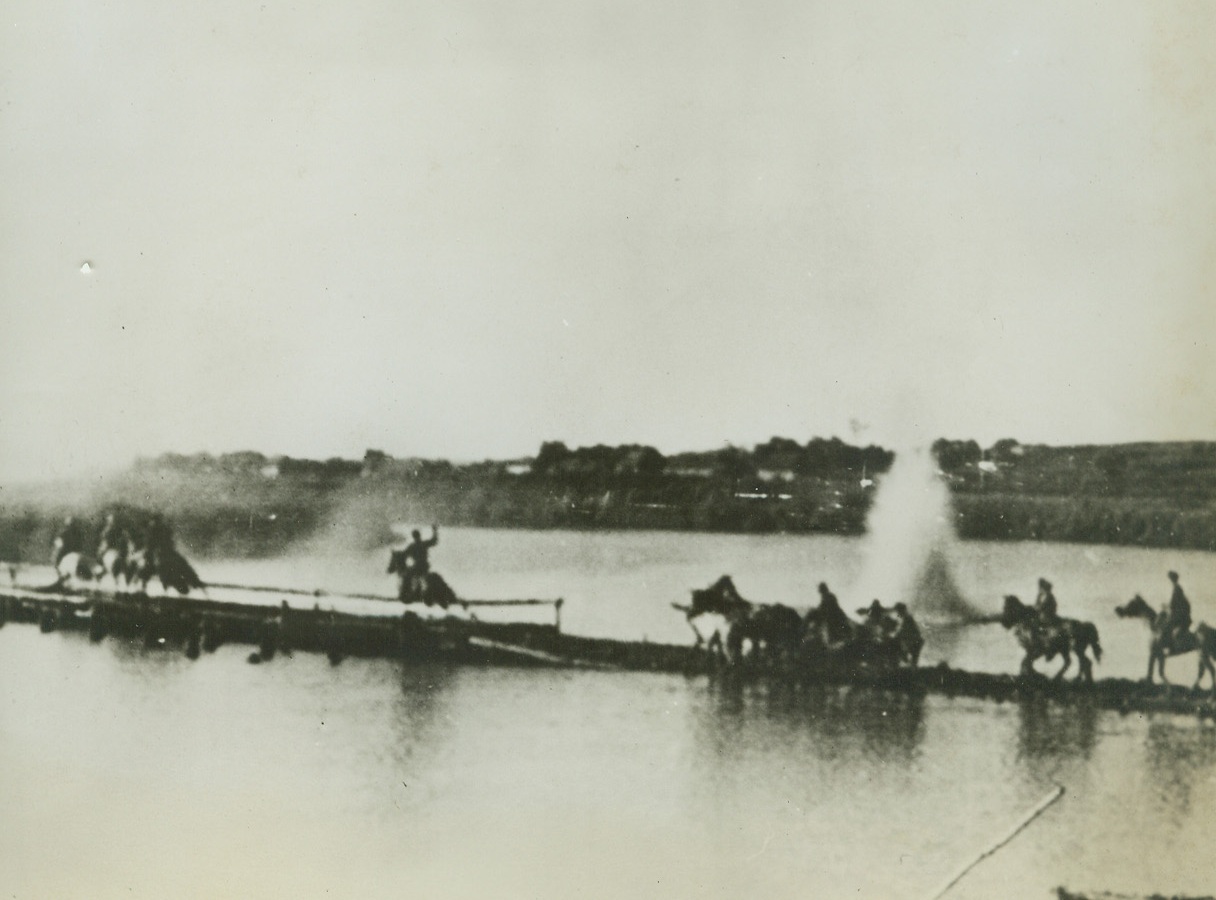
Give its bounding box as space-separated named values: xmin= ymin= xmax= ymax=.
xmin=2 ymin=1 xmax=1214 ymax=481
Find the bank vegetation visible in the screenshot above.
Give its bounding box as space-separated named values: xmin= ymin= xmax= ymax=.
xmin=2 ymin=437 xmax=1214 ymax=560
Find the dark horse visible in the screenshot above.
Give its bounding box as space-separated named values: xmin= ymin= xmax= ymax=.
xmin=126 ymin=546 xmax=206 ymax=596
xmin=1000 ymin=595 xmax=1102 ymax=682
xmin=676 ymin=575 xmax=801 ymax=666
xmin=800 ymin=599 xmax=912 ymax=671
xmin=1115 ymin=594 xmax=1216 ymax=690
xmin=854 ymin=601 xmax=925 ymax=668
xmin=387 ymin=550 xmax=459 ymax=610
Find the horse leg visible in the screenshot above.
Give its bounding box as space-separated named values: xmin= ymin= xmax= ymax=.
xmin=1054 ymin=650 xmax=1071 ymax=681
xmin=1203 ymin=653 xmax=1216 ymax=692
xmin=1020 ymin=653 xmax=1036 ymax=679
xmin=726 ymin=626 xmax=745 ymax=667
xmin=1076 ymin=650 xmax=1093 ymax=684
xmin=686 ymin=618 xmax=704 ymax=647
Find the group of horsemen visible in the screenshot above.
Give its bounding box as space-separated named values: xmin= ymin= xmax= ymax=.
xmin=1038 ymin=571 xmax=1191 ymax=644
xmin=684 ymin=575 xmax=926 ymax=669
xmin=52 ymin=510 xmax=183 ymax=588
xmin=52 ymin=513 xmax=1201 ymax=677
xmin=691 ymin=568 xmax=1197 ymax=672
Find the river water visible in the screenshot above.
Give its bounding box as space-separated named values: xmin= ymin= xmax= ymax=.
xmin=2 ymin=528 xmax=1215 ymax=898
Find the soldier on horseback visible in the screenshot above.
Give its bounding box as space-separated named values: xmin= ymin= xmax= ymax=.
xmin=810 ymin=582 xmax=849 ymax=630
xmin=52 ymin=516 xmax=88 ymax=567
xmin=1166 ymin=570 xmax=1192 ymax=647
xmin=888 ymin=602 xmax=924 ymax=667
xmin=97 ymin=513 xmax=126 ymax=557
xmin=802 ymin=582 xmax=855 ymax=653
xmin=1034 ymin=577 xmax=1059 ymax=627
xmin=145 ymin=513 xmax=176 ymax=560
xmin=392 ymin=526 xmax=439 ymax=603
xmin=861 ymin=600 xmax=892 ymax=643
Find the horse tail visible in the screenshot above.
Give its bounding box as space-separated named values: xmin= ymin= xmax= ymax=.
xmin=1087 ymin=623 xmax=1103 ymax=662
xmin=428 ymin=572 xmax=458 ymax=610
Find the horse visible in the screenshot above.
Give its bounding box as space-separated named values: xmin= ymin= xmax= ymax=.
xmin=1000 ymin=594 xmax=1102 ymax=682
xmin=801 ymin=600 xmax=909 ymax=671
xmin=387 ymin=550 xmax=459 ymax=609
xmin=1115 ymin=594 xmax=1216 ymax=689
xmin=735 ymin=602 xmax=804 ymax=668
xmin=802 ymin=599 xmax=864 ymax=662
xmin=673 ymin=575 xmax=749 ymax=663
xmin=855 ymin=601 xmax=924 ymax=668
xmin=675 ymin=576 xmax=801 ymax=667
xmin=97 ymin=545 xmax=133 ymax=589
xmin=54 ymin=551 xmax=102 ymax=588
xmin=124 ymin=546 xmax=206 ymax=596
xmin=157 ymin=547 xmax=206 ymax=595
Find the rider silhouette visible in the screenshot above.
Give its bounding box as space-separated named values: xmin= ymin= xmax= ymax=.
xmin=400 ymin=526 xmax=439 ymax=602
xmin=861 ymin=600 xmax=892 ymax=641
xmin=808 ymin=582 xmax=851 ymax=638
xmin=1035 ymin=578 xmax=1059 ymax=627
xmin=97 ymin=513 xmax=128 ymax=558
xmin=52 ymin=516 xmax=87 ymax=567
xmin=1167 ymin=570 xmax=1192 ymax=645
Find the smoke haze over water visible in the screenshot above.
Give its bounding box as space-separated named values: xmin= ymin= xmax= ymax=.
xmin=854 ymin=446 xmax=985 ymax=623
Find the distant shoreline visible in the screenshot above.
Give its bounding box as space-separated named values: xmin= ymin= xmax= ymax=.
xmin=2 ymin=439 xmax=1215 ymax=561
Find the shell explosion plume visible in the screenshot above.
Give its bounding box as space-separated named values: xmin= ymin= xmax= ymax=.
xmin=854 ymin=446 xmax=984 ymax=624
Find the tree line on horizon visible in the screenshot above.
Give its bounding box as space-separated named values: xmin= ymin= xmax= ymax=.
xmin=2 ymin=436 xmax=1215 ymax=561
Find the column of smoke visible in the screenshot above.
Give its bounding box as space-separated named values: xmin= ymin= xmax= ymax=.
xmin=854 ymin=446 xmax=985 ymax=624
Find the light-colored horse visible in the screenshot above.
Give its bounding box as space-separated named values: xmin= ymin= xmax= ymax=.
xmin=97 ymin=546 xmax=135 ymax=589
xmin=674 ymin=575 xmax=802 ymax=667
xmin=1000 ymin=595 xmax=1102 ymax=682
xmin=1115 ymin=594 xmax=1216 ymax=690
xmin=54 ymin=551 xmax=102 ymax=587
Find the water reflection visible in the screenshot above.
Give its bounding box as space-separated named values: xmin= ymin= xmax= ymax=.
xmin=1016 ymin=697 xmax=1099 ymax=763
xmin=386 ymin=662 xmax=458 ymax=764
xmin=1144 ymin=717 xmax=1216 ymax=817
xmin=97 ymin=632 xmax=194 ymax=679
xmin=700 ymin=676 xmax=926 ymax=766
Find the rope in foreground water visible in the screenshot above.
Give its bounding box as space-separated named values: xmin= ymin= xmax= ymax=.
xmin=926 ymin=783 xmax=1066 ymax=900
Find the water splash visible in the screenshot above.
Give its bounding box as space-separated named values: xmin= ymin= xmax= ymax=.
xmin=854 ymin=446 xmax=984 ymax=624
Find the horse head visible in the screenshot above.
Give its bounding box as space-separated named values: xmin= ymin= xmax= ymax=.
xmin=386 ymin=549 xmax=405 ymax=576
xmin=688 ymin=575 xmax=750 ymax=621
xmin=1000 ymin=594 xmax=1031 ymax=629
xmin=1115 ymin=594 xmax=1155 ymax=622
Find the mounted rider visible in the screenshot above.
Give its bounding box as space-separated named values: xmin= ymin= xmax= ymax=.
xmin=889 ymin=602 xmax=924 ymax=666
xmin=52 ymin=515 xmax=88 ymax=567
xmin=97 ymin=512 xmax=129 ymax=558
xmin=861 ymin=600 xmax=893 ymax=642
xmin=394 ymin=525 xmax=439 ymax=603
xmin=804 ymin=581 xmax=853 ymax=650
xmin=1166 ymin=570 xmax=1192 ymax=646
xmin=1034 ymin=578 xmax=1059 ymax=628
xmin=145 ymin=513 xmax=176 ymax=560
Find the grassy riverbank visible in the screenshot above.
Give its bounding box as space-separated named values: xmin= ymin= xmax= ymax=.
xmin=2 ymin=438 xmax=1214 ymax=561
